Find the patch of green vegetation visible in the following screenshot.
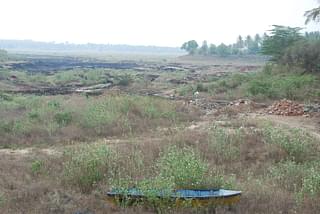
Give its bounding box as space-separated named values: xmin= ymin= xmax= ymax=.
xmin=158 ymin=146 xmax=235 ymax=190
xmin=54 ymin=111 xmax=73 ymax=127
xmin=0 ymin=192 xmax=5 ymax=207
xmin=63 ymin=143 xmax=113 ymax=193
xmin=81 ymin=95 xmax=178 ymax=133
xmin=246 ymin=67 xmax=315 ymax=100
xmin=269 ymin=161 xmax=320 ymax=198
xmin=178 ymin=66 xmax=319 ymax=101
xmin=107 ymin=145 xmax=235 ymax=211
xmin=31 ymin=160 xmax=44 ymax=175
xmin=117 ymin=74 xmax=133 ymax=86
xmin=157 ymin=146 xmax=208 ymax=189
xmin=0 ymin=93 xmax=13 ymax=101
xmin=0 ymin=94 xmax=187 ymax=145
xmin=0 ymin=96 xmax=66 ymax=137
xmin=111 ymin=146 xmax=235 ymax=191
xmin=207 ymin=125 xmax=243 ymax=163
xmin=176 ymin=82 xmax=210 ymax=96
xmin=262 ymin=123 xmax=317 ymax=163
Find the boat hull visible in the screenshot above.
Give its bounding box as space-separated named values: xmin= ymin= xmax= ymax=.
xmin=106 ymin=189 xmax=242 ymax=208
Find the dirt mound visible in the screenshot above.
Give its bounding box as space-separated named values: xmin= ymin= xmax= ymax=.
xmin=267 ymin=99 xmax=304 ymax=116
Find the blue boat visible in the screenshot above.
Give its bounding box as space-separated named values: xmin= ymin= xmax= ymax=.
xmin=106 ymin=188 xmax=242 ymax=207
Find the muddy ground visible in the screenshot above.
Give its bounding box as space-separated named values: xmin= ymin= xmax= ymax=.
xmin=1 ymin=56 xmax=139 ymax=73
xmin=0 ymin=55 xmax=263 ymax=96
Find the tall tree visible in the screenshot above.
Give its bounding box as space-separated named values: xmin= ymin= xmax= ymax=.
xmin=236 ymin=35 xmax=244 ymax=49
xmin=209 ymin=44 xmax=217 ymax=55
xmin=216 ymin=43 xmax=230 ymax=56
xmin=244 ymin=35 xmax=253 ymax=49
xmin=199 ymin=40 xmax=209 ymax=55
xmin=181 ymin=40 xmax=199 ymax=55
xmin=254 ymin=34 xmax=262 ymax=46
xmin=261 ymin=25 xmax=303 ymax=61
xmin=305 ymin=2 xmax=320 ymax=24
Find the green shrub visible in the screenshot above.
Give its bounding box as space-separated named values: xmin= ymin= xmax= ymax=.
xmin=48 ymin=100 xmax=61 ymax=109
xmin=269 ymin=161 xmax=320 ymax=198
xmin=281 ymin=40 xmax=320 ymax=73
xmin=246 ymin=71 xmax=315 ymax=100
xmin=185 ymin=66 xmax=318 ymax=101
xmin=54 ymin=111 xmax=73 ymax=127
xmin=207 ymin=125 xmax=243 ymax=162
xmin=63 ymin=143 xmax=113 ymax=193
xmin=262 ymin=124 xmax=316 ymax=162
xmin=118 ymin=74 xmax=132 ymax=86
xmin=28 ymin=111 xmax=40 ymax=121
xmin=0 ymin=93 xmax=13 ymax=101
xmin=0 ymin=120 xmax=15 ymax=133
xmin=176 ymin=85 xmax=194 ymax=96
xmin=269 ymin=161 xmax=307 ymax=192
xmin=157 ymin=146 xmax=208 ymax=189
xmin=31 ymin=160 xmax=44 ymax=175
xmin=302 ymin=166 xmax=320 ymax=197
xmin=195 ymin=83 xmax=208 ymax=92
xmin=82 ymin=96 xmax=177 ymax=131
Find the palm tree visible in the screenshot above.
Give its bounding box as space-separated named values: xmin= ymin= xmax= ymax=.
xmin=305 ymin=2 xmax=320 ymax=24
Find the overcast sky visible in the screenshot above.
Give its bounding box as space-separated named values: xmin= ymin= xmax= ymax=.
xmin=0 ymin=0 xmax=319 ymax=47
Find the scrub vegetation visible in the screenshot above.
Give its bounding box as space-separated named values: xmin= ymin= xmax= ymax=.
xmin=0 ymin=3 xmax=320 ymax=214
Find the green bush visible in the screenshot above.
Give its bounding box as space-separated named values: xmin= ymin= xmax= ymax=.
xmin=31 ymin=160 xmax=44 ymax=175
xmin=269 ymin=161 xmax=307 ymax=192
xmin=48 ymin=100 xmax=61 ymax=109
xmin=0 ymin=93 xmax=13 ymax=101
xmin=302 ymin=167 xmax=320 ymax=197
xmin=195 ymin=83 xmax=208 ymax=92
xmin=281 ymin=40 xmax=320 ymax=73
xmin=181 ymin=65 xmax=319 ymax=101
xmin=28 ymin=111 xmax=40 ymax=121
xmin=269 ymin=161 xmax=320 ymax=198
xmin=82 ymin=96 xmax=177 ymax=131
xmin=118 ymin=74 xmax=132 ymax=86
xmin=0 ymin=120 xmax=15 ymax=133
xmin=63 ymin=143 xmax=113 ymax=193
xmin=157 ymin=146 xmax=208 ymax=189
xmin=207 ymin=125 xmax=242 ymax=162
xmin=246 ymin=71 xmax=315 ymax=100
xmin=54 ymin=111 xmax=73 ymax=127
xmin=262 ymin=124 xmax=317 ymax=162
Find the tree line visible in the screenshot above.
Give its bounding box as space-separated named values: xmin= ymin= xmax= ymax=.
xmin=260 ymin=3 xmax=320 ymax=73
xmin=181 ymin=33 xmax=266 ymax=56
xmin=182 ymin=2 xmax=320 ymax=58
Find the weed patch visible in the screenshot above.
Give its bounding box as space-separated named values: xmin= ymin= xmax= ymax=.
xmin=207 ymin=125 xmax=243 ymax=163
xmin=262 ymin=123 xmax=317 ymax=162
xmin=63 ymin=143 xmax=114 ymax=193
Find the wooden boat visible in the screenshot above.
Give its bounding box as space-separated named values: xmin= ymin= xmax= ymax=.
xmin=106 ymin=188 xmax=242 ymax=207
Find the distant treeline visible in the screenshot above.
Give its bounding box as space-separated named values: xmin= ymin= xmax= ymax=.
xmin=182 ymin=31 xmax=320 ymax=57
xmin=0 ymin=40 xmax=183 ymax=55
xmin=181 ymin=34 xmax=267 ymax=56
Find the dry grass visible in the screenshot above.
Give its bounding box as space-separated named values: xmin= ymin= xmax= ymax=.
xmin=0 ymin=93 xmax=198 ymax=147
xmin=1 ymin=115 xmax=319 ymax=214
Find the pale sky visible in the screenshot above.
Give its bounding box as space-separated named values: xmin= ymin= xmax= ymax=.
xmin=0 ymin=0 xmax=319 ymax=47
